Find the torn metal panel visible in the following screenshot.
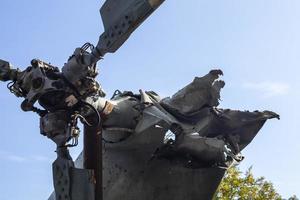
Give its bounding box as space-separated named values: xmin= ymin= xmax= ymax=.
xmin=161 ymin=70 xmax=225 ymax=115
xmin=176 ymin=134 xmax=229 ymax=163
xmin=200 ymin=108 xmax=280 ymax=151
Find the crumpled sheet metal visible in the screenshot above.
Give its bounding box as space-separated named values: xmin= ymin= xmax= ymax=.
xmin=201 ymin=108 xmax=279 ymax=151
xmin=160 ymin=69 xmax=279 ymax=153
xmin=161 ymin=70 xmax=225 ymax=115
xmin=95 ymin=69 xmax=279 ymax=170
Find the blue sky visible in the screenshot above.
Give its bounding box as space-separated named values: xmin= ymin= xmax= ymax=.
xmin=0 ymin=0 xmax=299 ymax=199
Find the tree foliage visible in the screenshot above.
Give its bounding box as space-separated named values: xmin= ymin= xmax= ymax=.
xmin=214 ymin=166 xmax=297 ymax=200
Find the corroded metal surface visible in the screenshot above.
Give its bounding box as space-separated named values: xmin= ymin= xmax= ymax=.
xmin=84 ymin=122 xmax=102 ymax=200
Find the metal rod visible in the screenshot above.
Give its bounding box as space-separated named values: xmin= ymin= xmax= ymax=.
xmin=84 ymin=122 xmax=102 ymax=200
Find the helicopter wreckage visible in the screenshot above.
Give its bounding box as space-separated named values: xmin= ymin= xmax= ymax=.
xmin=0 ymin=0 xmax=279 ymax=200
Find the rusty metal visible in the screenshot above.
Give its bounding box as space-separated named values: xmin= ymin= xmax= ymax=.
xmin=84 ymin=118 xmax=102 ymax=200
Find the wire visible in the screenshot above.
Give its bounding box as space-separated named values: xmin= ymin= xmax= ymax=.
xmin=80 ymin=100 xmax=101 ymax=127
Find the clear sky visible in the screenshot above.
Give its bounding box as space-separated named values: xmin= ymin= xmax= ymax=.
xmin=0 ymin=0 xmax=299 ymax=199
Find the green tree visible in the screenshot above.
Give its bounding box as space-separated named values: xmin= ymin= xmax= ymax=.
xmin=214 ymin=167 xmax=282 ymax=200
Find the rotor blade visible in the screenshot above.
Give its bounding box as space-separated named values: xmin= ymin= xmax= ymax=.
xmin=93 ymin=0 xmax=165 ymax=57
